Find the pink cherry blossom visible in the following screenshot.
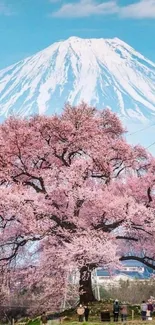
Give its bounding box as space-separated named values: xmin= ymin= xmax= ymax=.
xmin=0 ymin=103 xmax=154 ymax=306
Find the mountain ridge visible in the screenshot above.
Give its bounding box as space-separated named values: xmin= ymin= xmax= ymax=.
xmin=1 ymin=36 xmax=155 ymax=123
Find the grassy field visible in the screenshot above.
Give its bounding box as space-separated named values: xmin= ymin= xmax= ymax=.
xmin=27 ymin=319 xmax=155 ymax=325
xmin=62 ymin=322 xmax=155 ymax=325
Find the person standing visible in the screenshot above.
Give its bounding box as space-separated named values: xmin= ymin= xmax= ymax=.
xmin=141 ymin=301 xmax=147 ymax=321
xmin=113 ymin=299 xmax=120 ymax=322
xmin=120 ymin=303 xmax=127 ymax=322
xmin=77 ymin=305 xmax=85 ymax=322
xmin=84 ymin=306 xmax=90 ymax=322
xmin=147 ymin=300 xmax=153 ymax=318
xmin=40 ymin=312 xmax=48 ymax=325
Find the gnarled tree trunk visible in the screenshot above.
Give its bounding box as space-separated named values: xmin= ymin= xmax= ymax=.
xmin=79 ymin=265 xmax=96 ymax=304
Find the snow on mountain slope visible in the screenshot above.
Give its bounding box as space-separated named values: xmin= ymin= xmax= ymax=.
xmin=1 ymin=36 xmax=155 ymax=122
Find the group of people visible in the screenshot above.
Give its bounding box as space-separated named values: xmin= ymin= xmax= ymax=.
xmin=113 ymin=300 xmax=127 ymax=322
xmin=77 ymin=301 xmax=128 ymax=322
xmin=40 ymin=298 xmax=155 ymax=324
xmin=77 ymin=299 xmax=155 ymax=323
xmin=77 ymin=305 xmax=90 ymax=322
xmin=141 ymin=300 xmax=154 ymax=321
xmin=113 ymin=299 xmax=155 ymax=322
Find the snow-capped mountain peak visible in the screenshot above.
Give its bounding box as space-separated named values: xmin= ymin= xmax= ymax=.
xmin=0 ymin=36 xmax=155 ymax=123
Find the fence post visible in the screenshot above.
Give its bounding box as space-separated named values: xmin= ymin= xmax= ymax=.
xmin=132 ymin=310 xmax=134 ymax=320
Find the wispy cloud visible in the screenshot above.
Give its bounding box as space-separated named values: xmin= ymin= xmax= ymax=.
xmin=0 ymin=1 xmax=14 ymax=16
xmin=50 ymin=0 xmax=155 ymax=19
xmin=52 ymin=0 xmax=118 ymax=18
xmin=121 ymin=0 xmax=155 ymax=19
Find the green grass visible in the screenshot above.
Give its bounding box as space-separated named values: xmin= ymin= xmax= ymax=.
xmin=24 ymin=319 xmax=155 ymax=325
xmin=24 ymin=313 xmax=153 ymax=325
xmin=27 ymin=319 xmax=40 ymax=325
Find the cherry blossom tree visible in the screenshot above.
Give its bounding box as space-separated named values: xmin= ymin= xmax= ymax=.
xmin=0 ymin=103 xmax=154 ymax=305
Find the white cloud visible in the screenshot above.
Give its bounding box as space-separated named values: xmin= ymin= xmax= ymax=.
xmin=50 ymin=0 xmax=155 ymax=19
xmin=121 ymin=0 xmax=155 ymax=19
xmin=52 ymin=0 xmax=118 ymax=18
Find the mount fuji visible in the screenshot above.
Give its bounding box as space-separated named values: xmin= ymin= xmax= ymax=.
xmin=1 ymin=36 xmax=155 ymax=126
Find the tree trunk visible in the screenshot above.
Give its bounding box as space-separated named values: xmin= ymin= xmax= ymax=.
xmin=79 ymin=265 xmax=96 ymax=304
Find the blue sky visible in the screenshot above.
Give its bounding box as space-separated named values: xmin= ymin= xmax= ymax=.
xmin=0 ymin=0 xmax=155 ymax=69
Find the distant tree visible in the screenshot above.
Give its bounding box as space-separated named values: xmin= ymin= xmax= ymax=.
xmin=101 ymin=279 xmax=155 ymax=304
xmin=0 ymin=269 xmax=29 ymax=322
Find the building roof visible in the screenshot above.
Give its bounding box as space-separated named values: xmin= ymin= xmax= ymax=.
xmin=96 ymin=260 xmax=153 ymax=279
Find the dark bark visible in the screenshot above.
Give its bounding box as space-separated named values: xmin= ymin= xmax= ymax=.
xmin=79 ymin=265 xmax=96 ymax=304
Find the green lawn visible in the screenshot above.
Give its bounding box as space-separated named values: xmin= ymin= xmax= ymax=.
xmin=26 ymin=320 xmax=155 ymax=325
xmin=52 ymin=319 xmax=155 ymax=325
